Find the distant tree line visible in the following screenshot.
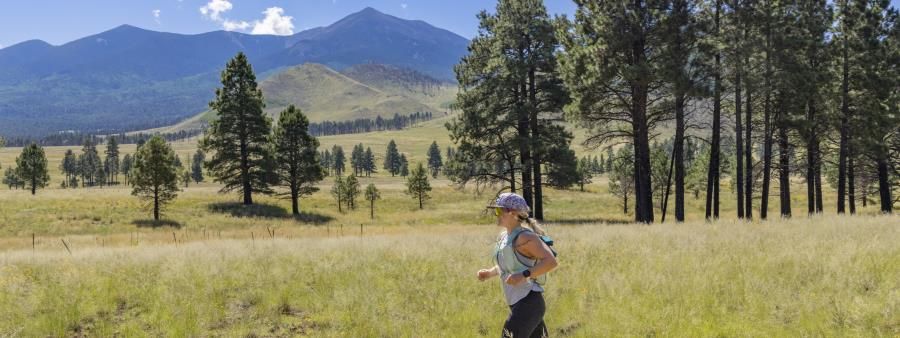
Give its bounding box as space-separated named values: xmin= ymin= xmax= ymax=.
xmin=3 ymin=129 xmax=205 ymax=147
xmin=308 ymin=112 xmax=436 ymax=137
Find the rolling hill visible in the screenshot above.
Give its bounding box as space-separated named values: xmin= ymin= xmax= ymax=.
xmin=153 ymin=63 xmax=457 ymax=134
xmin=0 ymin=7 xmax=468 ymax=138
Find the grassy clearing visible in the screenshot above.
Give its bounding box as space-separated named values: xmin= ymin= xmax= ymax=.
xmin=0 ymin=122 xmax=897 ymax=336
xmin=0 ymin=216 xmax=897 ymax=337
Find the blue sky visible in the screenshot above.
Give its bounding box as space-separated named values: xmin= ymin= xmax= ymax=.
xmin=0 ymin=0 xmax=578 ymax=48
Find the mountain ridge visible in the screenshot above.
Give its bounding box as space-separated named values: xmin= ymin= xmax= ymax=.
xmin=149 ymin=62 xmax=455 ymax=135
xmin=0 ymin=7 xmax=467 ymax=137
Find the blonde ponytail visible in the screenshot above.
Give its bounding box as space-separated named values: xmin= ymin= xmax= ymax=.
xmin=516 ymin=211 xmax=546 ymax=236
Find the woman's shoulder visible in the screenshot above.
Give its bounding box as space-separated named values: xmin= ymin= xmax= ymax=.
xmin=513 ymin=230 xmax=540 ymax=247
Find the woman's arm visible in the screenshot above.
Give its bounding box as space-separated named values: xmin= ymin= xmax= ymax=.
xmin=505 ymin=232 xmax=559 ymax=285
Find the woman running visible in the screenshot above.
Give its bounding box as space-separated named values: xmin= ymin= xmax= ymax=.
xmin=476 ymin=192 xmax=559 ymax=337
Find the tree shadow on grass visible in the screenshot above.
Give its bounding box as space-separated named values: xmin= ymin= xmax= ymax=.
xmin=292 ymin=212 xmax=334 ymax=225
xmin=133 ymin=219 xmax=183 ymax=229
xmin=543 ymin=218 xmax=633 ymax=226
xmin=208 ymin=202 xmax=290 ymax=218
xmin=207 ymin=202 xmax=334 ymax=224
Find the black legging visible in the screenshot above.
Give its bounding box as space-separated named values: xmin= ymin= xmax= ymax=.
xmin=502 ymin=291 xmax=548 ymax=338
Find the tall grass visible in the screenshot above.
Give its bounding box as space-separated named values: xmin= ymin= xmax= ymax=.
xmin=1 ymin=216 xmax=897 ymax=336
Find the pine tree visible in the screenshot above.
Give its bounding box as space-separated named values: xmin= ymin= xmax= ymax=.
xmin=705 ymin=0 xmax=724 ymax=221
xmin=399 ymin=154 xmax=409 ymax=177
xmin=3 ymin=167 xmax=21 ymax=189
xmin=15 ymin=143 xmax=50 ymax=195
xmin=451 ymin=0 xmax=568 ymax=220
xmin=427 ymin=141 xmax=443 ymax=178
xmin=383 ymin=140 xmax=401 ymax=176
xmin=344 ymin=174 xmax=360 ymax=210
xmin=795 ymin=0 xmax=832 ymax=215
xmin=131 ymin=136 xmax=179 ymax=221
xmin=172 ymin=155 xmax=183 ymax=171
xmin=60 ymin=149 xmax=78 ymax=188
xmin=105 ymin=136 xmax=120 ymax=185
xmin=331 ymin=176 xmax=345 ymax=213
xmin=660 ymin=0 xmax=710 ymax=222
xmin=191 ymin=150 xmax=205 ymax=184
xmin=363 ymin=147 xmax=376 ymax=176
xmin=609 ymin=145 xmax=636 ymax=215
xmin=558 ymin=1 xmax=667 ymax=223
xmin=365 ymin=183 xmax=381 ymax=219
xmin=332 ymin=145 xmax=346 ymax=176
xmin=80 ymin=139 xmax=100 ymax=187
xmin=852 ymin=0 xmax=898 ymax=213
xmin=272 ymin=105 xmax=325 ymax=215
xmin=181 ymin=169 xmax=191 ymax=188
xmin=199 ymin=52 xmax=274 ymax=205
xmin=406 ymin=163 xmax=432 ymax=209
xmin=121 ymin=154 xmax=133 ymax=186
xmin=351 ymin=144 xmax=364 ymax=176
xmin=95 ymin=161 xmax=107 ymax=188
xmin=545 ymin=147 xmax=579 ymax=189
xmin=650 ymin=141 xmax=673 ymax=213
xmin=576 ymin=158 xmax=593 ymax=192
xmin=321 ymin=150 xmax=332 ymax=176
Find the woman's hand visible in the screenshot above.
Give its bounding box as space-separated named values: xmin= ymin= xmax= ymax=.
xmin=504 ymin=273 xmax=526 ymax=286
xmin=477 ymin=266 xmax=499 ymax=281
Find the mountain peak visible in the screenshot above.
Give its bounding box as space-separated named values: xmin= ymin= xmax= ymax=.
xmin=342 ymin=6 xmax=395 ymax=22
xmin=358 ymin=7 xmax=385 ymax=15
xmin=109 ymin=24 xmax=143 ymax=32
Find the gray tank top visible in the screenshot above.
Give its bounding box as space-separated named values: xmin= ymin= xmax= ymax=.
xmin=494 ymin=227 xmax=544 ymax=306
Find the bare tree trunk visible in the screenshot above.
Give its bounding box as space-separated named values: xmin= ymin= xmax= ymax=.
xmin=778 ymin=117 xmax=791 ymax=218
xmin=876 ymin=155 xmax=893 ymax=214
xmin=761 ymin=2 xmax=773 ymax=220
xmin=241 ymin=138 xmax=252 ymax=205
xmin=706 ymin=0 xmax=722 ymax=221
xmin=848 ymin=146 xmax=856 ymax=214
xmin=675 ymin=95 xmax=686 ymax=222
xmin=745 ymin=73 xmax=753 ymax=219
xmin=806 ymin=102 xmax=817 ymax=215
xmin=529 ymin=67 xmax=544 ymax=221
xmin=662 ymin=150 xmax=675 ymax=222
xmin=735 ymin=60 xmax=745 ymax=219
xmin=154 ymin=187 xmax=160 ymax=221
xmin=516 ymin=79 xmax=534 ymax=214
xmin=631 ymin=1 xmax=654 ymax=224
xmin=837 ymin=4 xmax=850 ymax=214
xmin=291 ymin=183 xmax=299 ymax=215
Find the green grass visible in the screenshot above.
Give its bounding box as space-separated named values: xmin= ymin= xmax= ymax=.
xmin=1 ymin=119 xmax=898 ymax=336
xmin=0 ymin=216 xmax=897 ymax=336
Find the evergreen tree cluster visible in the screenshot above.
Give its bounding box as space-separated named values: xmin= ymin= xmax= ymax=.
xmin=309 ymin=112 xmax=435 ymax=137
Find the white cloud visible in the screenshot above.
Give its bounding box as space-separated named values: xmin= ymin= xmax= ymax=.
xmin=250 ymin=7 xmax=294 ymax=35
xmin=153 ymin=9 xmax=162 ymax=24
xmin=223 ymin=19 xmax=251 ymax=31
xmin=199 ymin=1 xmax=294 ymax=36
xmin=200 ymin=0 xmax=233 ymax=21
xmin=401 ymin=3 xmax=407 ymax=9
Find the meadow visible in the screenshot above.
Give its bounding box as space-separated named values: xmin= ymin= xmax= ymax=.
xmin=0 ymin=119 xmax=897 ymax=337
xmin=0 ymin=214 xmax=897 ymax=337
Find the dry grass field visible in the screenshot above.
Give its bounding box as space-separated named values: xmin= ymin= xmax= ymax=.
xmin=0 ymin=216 xmax=897 ymax=337
xmin=0 ymin=124 xmax=897 ymax=337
